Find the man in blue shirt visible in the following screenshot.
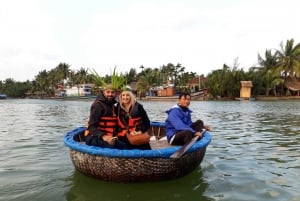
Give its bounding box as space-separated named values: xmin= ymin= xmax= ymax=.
xmin=165 ymin=92 xmax=210 ymax=145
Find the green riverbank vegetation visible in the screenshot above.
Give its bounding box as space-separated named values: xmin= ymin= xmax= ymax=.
xmin=1 ymin=38 xmax=300 ymax=99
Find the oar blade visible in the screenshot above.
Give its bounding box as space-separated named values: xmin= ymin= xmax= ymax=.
xmin=170 ymin=130 xmax=206 ymax=159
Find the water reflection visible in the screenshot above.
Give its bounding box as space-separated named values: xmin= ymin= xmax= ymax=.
xmin=66 ymin=168 xmax=211 ymax=201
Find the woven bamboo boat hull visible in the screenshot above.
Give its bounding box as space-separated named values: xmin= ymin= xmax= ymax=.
xmin=64 ymin=122 xmax=211 ymax=182
xmin=70 ymin=146 xmax=206 ymax=182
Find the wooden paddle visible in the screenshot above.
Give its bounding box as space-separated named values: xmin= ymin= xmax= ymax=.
xmin=170 ymin=129 xmax=207 ymax=159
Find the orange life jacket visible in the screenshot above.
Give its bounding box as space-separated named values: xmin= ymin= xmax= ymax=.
xmin=84 ymin=116 xmax=117 ymax=137
xmin=117 ymin=117 xmax=142 ymax=137
xmin=96 ymin=116 xmax=118 ymax=137
xmin=84 ymin=100 xmax=117 ymax=137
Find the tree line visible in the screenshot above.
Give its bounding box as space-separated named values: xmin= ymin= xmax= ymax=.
xmin=1 ymin=38 xmax=300 ymax=99
xmin=207 ymin=38 xmax=300 ymax=99
xmin=0 ymin=63 xmax=197 ymax=98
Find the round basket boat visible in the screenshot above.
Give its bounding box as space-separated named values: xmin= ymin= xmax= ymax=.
xmin=64 ymin=122 xmax=212 ymax=182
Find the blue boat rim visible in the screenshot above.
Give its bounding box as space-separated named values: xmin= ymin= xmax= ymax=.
xmin=64 ymin=126 xmax=212 ymax=159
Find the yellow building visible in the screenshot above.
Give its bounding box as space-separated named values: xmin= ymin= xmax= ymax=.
xmin=240 ymin=81 xmax=253 ymax=99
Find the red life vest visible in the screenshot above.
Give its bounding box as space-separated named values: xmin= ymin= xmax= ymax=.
xmin=117 ymin=117 xmax=142 ymax=137
xmin=84 ymin=116 xmax=118 ymax=137
xmin=84 ymin=100 xmax=117 ymax=137
xmin=97 ymin=116 xmax=118 ymax=137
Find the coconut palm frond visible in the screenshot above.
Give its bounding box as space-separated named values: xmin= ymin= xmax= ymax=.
xmin=89 ymin=68 xmax=107 ymax=87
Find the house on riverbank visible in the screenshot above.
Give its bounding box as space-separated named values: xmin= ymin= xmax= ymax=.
xmin=55 ymin=84 xmax=94 ymax=97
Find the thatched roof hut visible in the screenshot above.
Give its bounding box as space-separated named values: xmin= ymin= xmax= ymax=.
xmin=284 ymin=76 xmax=300 ymax=91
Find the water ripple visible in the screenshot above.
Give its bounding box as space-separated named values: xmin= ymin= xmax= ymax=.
xmin=0 ymin=99 xmax=299 ymax=201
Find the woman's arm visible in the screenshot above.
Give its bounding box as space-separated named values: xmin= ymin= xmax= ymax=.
xmin=138 ymin=104 xmax=150 ymax=132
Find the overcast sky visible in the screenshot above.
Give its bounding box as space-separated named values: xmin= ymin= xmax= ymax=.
xmin=1 ymin=0 xmax=299 ymax=81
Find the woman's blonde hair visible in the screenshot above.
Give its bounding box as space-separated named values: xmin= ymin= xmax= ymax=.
xmin=119 ymin=90 xmax=136 ymax=110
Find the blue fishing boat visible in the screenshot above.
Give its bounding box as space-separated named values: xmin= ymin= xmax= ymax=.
xmin=64 ymin=122 xmax=211 ymax=182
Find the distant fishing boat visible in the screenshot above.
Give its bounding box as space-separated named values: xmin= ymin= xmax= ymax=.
xmin=145 ymin=91 xmax=206 ymax=101
xmin=64 ymin=122 xmax=212 ymax=182
xmin=0 ymin=94 xmax=7 ymax=99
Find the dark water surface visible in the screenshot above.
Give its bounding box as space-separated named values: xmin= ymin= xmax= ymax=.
xmin=0 ymin=99 xmax=299 ymax=201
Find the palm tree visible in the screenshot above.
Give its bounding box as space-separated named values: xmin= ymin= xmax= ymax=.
xmin=276 ymin=39 xmax=300 ymax=78
xmin=136 ymin=75 xmax=148 ymax=99
xmin=125 ymin=68 xmax=138 ymax=83
xmin=207 ymin=69 xmax=223 ymax=98
xmin=139 ymin=65 xmax=145 ymax=75
xmin=165 ymin=63 xmax=175 ymax=84
xmin=49 ymin=69 xmax=60 ymax=96
xmin=173 ymin=63 xmax=185 ymax=87
xmin=274 ymin=39 xmax=300 ymax=95
xmin=55 ymin=63 xmax=71 ymax=85
xmin=74 ymin=67 xmax=89 ymax=84
xmin=142 ymin=67 xmax=155 ymax=87
xmin=257 ymin=49 xmax=281 ymax=96
xmin=34 ymin=70 xmax=49 ymax=95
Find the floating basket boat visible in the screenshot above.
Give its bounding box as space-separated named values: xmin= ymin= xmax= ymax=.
xmin=64 ymin=122 xmax=211 ymax=182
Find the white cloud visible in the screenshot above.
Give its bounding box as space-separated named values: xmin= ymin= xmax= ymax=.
xmin=81 ymin=2 xmax=210 ymax=74
xmin=0 ymin=0 xmax=63 ymax=81
xmin=1 ymin=0 xmax=300 ymax=81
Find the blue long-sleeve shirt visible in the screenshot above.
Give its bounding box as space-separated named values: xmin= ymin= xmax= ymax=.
xmin=165 ymin=104 xmax=196 ymax=142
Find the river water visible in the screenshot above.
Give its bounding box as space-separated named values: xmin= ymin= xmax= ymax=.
xmin=0 ymin=99 xmax=299 ymax=201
